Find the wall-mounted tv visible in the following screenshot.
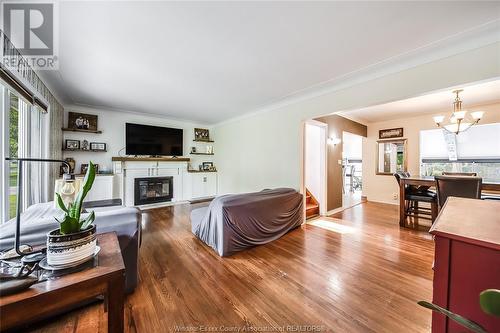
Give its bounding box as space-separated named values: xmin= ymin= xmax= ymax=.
xmin=126 ymin=123 xmax=183 ymax=156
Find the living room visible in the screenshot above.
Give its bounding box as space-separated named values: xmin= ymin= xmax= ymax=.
xmin=1 ymin=1 xmax=499 ymax=333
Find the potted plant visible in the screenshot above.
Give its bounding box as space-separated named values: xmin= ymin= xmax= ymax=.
xmin=47 ymin=161 xmax=97 ymax=266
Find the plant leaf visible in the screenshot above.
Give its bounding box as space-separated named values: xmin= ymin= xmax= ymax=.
xmin=80 ymin=211 xmax=95 ymax=230
xmin=71 ymin=161 xmax=96 ymax=222
xmin=418 ymin=301 xmax=488 ymax=333
xmin=480 ymin=289 xmax=500 ymax=317
xmin=60 ymin=216 xmax=80 ymax=234
xmin=55 ymin=193 xmax=68 ymax=213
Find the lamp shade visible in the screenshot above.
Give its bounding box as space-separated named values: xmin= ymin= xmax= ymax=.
xmin=471 ymin=111 xmax=484 ymax=120
xmin=452 ymin=111 xmax=466 ymax=120
xmin=433 ymin=115 xmax=445 ymax=124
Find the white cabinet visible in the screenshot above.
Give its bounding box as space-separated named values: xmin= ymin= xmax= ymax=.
xmin=77 ymin=175 xmax=115 ymax=202
xmin=191 ymin=173 xmax=217 ymax=199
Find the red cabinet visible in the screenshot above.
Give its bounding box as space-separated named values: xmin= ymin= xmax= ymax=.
xmin=430 ymin=197 xmax=500 ymax=332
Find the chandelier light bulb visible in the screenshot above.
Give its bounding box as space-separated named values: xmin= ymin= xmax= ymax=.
xmin=471 ymin=111 xmax=484 ymax=120
xmin=452 ymin=111 xmax=466 ymax=121
xmin=433 ymin=115 xmax=444 ymax=124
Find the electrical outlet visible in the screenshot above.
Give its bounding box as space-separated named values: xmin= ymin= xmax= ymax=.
xmin=392 ymin=193 xmax=398 ymax=200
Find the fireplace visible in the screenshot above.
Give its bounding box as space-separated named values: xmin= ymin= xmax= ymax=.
xmin=134 ymin=177 xmax=173 ymax=205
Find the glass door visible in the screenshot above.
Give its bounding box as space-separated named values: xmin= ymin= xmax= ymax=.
xmin=7 ymin=92 xmax=19 ymax=220
xmin=1 ymin=89 xmax=21 ymax=222
xmin=1 ymin=83 xmax=47 ymax=222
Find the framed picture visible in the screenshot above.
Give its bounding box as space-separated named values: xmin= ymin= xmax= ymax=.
xmin=379 ymin=127 xmax=403 ymax=139
xmin=80 ymin=163 xmax=88 ymax=175
xmin=81 ymin=140 xmax=89 ymax=151
xmin=81 ymin=163 xmax=99 ymax=175
xmin=68 ymin=112 xmax=98 ymax=131
xmin=65 ymin=157 xmax=76 ymax=173
xmin=90 ymin=142 xmax=107 ymax=151
xmin=65 ymin=139 xmax=80 ymax=150
xmin=202 ymin=162 xmax=213 ymax=171
xmin=194 ymin=128 xmax=210 ymax=141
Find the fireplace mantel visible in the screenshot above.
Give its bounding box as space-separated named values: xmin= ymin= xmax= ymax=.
xmin=113 ymin=157 xmax=217 ymax=208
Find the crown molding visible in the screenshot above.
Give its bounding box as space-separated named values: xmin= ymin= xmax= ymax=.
xmin=215 ymin=19 xmax=500 ymax=127
xmin=65 ymin=103 xmax=214 ymax=127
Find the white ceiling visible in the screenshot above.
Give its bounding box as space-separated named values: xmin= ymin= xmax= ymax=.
xmin=37 ymin=1 xmax=500 ymax=124
xmin=340 ymin=79 xmax=500 ymax=123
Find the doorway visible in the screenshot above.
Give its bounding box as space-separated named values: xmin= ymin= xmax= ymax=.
xmin=342 ymin=131 xmax=363 ymax=208
xmin=304 ymin=120 xmax=327 ymax=218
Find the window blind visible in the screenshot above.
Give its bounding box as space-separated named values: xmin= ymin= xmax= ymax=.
xmin=420 ymin=123 xmax=500 ymax=161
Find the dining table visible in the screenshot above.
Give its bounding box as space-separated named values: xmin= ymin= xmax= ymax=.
xmin=398 ymin=176 xmax=500 ymax=227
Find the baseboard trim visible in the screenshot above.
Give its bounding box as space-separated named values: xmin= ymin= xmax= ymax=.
xmin=137 ymin=200 xmax=189 ymax=210
xmin=366 ymin=198 xmax=399 ymax=206
xmin=326 ymin=207 xmax=346 ymax=216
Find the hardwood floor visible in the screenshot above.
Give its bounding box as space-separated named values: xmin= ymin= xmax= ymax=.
xmin=24 ymin=202 xmax=434 ymax=333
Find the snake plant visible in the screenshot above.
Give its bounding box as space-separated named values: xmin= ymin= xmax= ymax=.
xmin=55 ymin=161 xmax=96 ymax=234
xmin=418 ymin=289 xmax=500 ymax=333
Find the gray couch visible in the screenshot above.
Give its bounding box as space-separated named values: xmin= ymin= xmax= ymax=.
xmin=0 ymin=202 xmax=141 ymax=293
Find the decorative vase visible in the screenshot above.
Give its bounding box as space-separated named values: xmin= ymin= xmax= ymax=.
xmin=46 ymin=225 xmax=97 ymax=267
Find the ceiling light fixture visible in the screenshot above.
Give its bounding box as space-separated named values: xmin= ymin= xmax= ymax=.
xmin=433 ymin=89 xmax=484 ymax=135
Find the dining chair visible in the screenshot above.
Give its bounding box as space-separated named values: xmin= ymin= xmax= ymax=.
xmin=394 ymin=172 xmax=438 ymax=224
xmin=442 ymin=171 xmax=478 ymax=176
xmin=435 ymin=175 xmax=482 ymax=209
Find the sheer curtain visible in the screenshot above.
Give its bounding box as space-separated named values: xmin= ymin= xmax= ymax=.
xmin=28 ymin=104 xmax=47 ymax=206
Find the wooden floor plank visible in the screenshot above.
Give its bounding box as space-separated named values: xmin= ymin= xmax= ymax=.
xmin=22 ymin=201 xmax=433 ymax=332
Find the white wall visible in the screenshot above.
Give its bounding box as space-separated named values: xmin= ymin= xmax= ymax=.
xmin=305 ymin=123 xmax=322 ymax=202
xmin=362 ymin=102 xmax=500 ymax=205
xmin=62 ymin=106 xmax=214 ymax=174
xmin=214 ymin=43 xmax=500 ymax=195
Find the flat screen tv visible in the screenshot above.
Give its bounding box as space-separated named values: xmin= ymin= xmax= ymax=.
xmin=126 ymin=123 xmax=183 ymax=156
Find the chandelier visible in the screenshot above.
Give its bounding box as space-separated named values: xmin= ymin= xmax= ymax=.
xmin=433 ymin=89 xmax=484 ymax=135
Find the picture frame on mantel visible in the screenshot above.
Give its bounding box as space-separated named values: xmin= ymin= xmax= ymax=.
xmin=379 ymin=127 xmax=403 ymax=139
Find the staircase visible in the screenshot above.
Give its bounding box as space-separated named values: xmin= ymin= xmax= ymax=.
xmin=306 ymin=189 xmax=319 ymax=220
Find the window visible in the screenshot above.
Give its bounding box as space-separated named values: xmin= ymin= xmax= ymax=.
xmin=419 ymin=123 xmax=500 ymax=181
xmin=1 ymin=83 xmax=48 ymax=222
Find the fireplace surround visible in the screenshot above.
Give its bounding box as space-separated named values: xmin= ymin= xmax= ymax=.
xmin=134 ymin=177 xmax=173 ymax=206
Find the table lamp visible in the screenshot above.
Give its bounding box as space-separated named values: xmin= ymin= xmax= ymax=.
xmin=4 ymin=157 xmax=73 ymax=260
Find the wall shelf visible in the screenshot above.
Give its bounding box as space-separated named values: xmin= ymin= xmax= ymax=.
xmin=112 ymin=156 xmax=190 ymax=162
xmin=190 ymin=152 xmax=214 ymax=155
xmin=62 ymin=128 xmax=102 ymax=134
xmin=62 ymin=149 xmax=107 ymax=152
xmin=193 ymin=139 xmax=214 ymax=143
xmin=187 ymin=170 xmax=218 ymax=173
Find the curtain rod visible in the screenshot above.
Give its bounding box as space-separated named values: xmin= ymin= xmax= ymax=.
xmin=0 ymin=66 xmax=49 ymax=112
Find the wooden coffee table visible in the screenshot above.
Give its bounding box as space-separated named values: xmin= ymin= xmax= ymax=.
xmin=0 ymin=232 xmax=125 ymax=332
